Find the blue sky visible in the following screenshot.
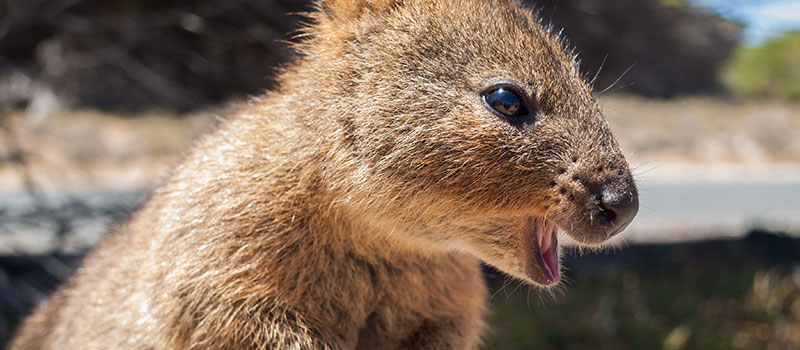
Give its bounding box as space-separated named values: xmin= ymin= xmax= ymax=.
xmin=694 ymin=0 xmax=800 ymax=45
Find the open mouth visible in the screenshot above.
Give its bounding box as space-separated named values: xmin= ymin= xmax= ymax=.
xmin=524 ymin=217 xmax=559 ymax=285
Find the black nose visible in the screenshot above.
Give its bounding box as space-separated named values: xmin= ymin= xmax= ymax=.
xmin=590 ymin=181 xmax=639 ymax=237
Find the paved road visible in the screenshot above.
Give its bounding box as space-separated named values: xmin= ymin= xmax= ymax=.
xmin=619 ymin=180 xmax=800 ymax=243
xmin=0 ymin=190 xmax=146 ymax=254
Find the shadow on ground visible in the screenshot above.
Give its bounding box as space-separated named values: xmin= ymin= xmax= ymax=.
xmin=1 ymin=230 xmax=798 ymax=349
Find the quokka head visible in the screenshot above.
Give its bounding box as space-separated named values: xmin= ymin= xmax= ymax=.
xmin=298 ymin=0 xmax=639 ymax=286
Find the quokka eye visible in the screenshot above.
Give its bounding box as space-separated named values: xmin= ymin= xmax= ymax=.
xmin=482 ymin=85 xmax=533 ymax=121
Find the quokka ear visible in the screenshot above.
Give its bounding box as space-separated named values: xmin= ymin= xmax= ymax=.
xmin=319 ymin=0 xmax=403 ymax=19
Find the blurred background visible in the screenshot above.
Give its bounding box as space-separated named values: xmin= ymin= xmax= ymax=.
xmin=1 ymin=0 xmax=799 ymax=348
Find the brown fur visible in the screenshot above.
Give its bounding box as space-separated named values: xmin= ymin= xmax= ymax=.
xmin=11 ymin=0 xmax=637 ymax=349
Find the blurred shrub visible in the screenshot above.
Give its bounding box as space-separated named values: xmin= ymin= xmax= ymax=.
xmin=0 ymin=0 xmax=308 ymax=112
xmin=534 ymin=0 xmax=742 ymax=98
xmin=658 ymin=0 xmax=689 ymax=8
xmin=724 ymin=32 xmax=800 ymax=100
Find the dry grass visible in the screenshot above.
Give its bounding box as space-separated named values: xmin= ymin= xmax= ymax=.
xmin=485 ymin=235 xmax=800 ymax=350
xmin=0 ymin=107 xmax=220 ymax=191
xmin=601 ymin=95 xmax=800 ymax=165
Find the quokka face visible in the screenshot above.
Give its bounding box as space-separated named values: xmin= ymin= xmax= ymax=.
xmin=307 ymin=0 xmax=639 ymax=286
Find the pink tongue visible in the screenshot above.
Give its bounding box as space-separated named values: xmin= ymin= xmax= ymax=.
xmin=542 ymin=246 xmax=559 ymax=282
xmin=539 ymin=220 xmax=559 ymax=282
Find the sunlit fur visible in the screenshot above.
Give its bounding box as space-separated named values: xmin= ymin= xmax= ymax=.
xmin=12 ymin=0 xmax=636 ymax=349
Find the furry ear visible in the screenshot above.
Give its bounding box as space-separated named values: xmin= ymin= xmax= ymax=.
xmin=320 ymin=0 xmax=402 ymax=19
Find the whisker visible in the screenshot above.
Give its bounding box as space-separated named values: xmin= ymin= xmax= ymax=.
xmin=590 ymin=53 xmax=608 ymax=87
xmin=599 ymin=61 xmax=638 ymax=94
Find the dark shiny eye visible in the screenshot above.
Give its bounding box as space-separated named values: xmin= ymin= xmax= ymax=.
xmin=483 ymin=86 xmax=530 ymax=119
